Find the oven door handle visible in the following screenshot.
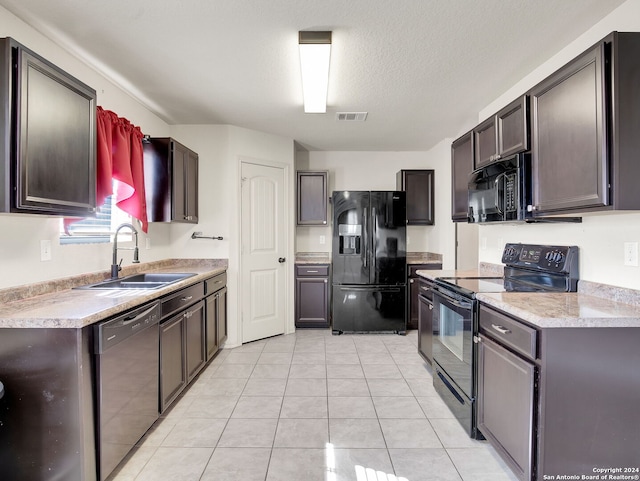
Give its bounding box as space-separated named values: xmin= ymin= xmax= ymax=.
xmin=433 ymin=288 xmax=473 ymax=310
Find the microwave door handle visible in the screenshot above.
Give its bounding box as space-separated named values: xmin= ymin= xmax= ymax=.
xmin=494 ymin=173 xmax=505 ymax=214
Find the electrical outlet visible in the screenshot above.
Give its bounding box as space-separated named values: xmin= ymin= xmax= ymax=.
xmin=624 ymin=242 xmax=638 ymax=266
xmin=40 ymin=240 xmax=52 ymax=261
xmin=319 ymin=235 xmax=325 ymax=245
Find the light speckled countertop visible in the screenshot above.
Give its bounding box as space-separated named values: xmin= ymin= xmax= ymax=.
xmin=415 ymin=264 xmax=640 ymax=328
xmin=295 ymin=252 xmax=443 ymax=265
xmin=0 ymin=259 xmax=227 ymax=329
xmin=477 ymin=291 xmax=640 ymax=328
xmin=406 ymin=252 xmax=443 ymax=265
xmin=295 ymin=252 xmax=331 ymax=264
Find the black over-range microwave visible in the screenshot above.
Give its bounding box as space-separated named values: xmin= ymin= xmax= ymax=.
xmin=467 ymin=153 xmax=531 ymax=223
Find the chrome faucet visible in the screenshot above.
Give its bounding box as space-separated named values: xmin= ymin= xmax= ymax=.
xmin=111 ymin=223 xmax=140 ymax=279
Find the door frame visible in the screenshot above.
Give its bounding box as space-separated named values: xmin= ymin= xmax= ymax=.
xmin=237 ymin=156 xmax=294 ymax=345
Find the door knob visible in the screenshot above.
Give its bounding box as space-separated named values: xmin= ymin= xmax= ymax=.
xmin=278 ymin=257 xmax=286 ymax=263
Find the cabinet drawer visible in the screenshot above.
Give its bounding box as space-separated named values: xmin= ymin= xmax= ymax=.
xmin=479 ymin=305 xmax=537 ymax=360
xmin=296 ymin=265 xmax=329 ymax=277
xmin=161 ymin=283 xmax=204 ymax=318
xmin=205 ymin=272 xmax=227 ymax=294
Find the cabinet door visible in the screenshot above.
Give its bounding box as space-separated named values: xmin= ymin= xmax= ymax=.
xmin=295 ymin=277 xmax=329 ymax=328
xmin=172 ymin=142 xmax=198 ymax=223
xmin=160 ymin=315 xmax=186 ymax=412
xmin=185 ymin=301 xmax=205 ymax=382
xmin=417 ymin=294 xmax=432 ymax=364
xmin=530 ymin=43 xmax=608 ymax=215
xmin=13 ymin=46 xmax=97 ymax=216
xmin=473 ymin=117 xmax=497 ymax=170
xmin=451 ymin=131 xmax=474 ymax=222
xmin=297 ymin=171 xmax=328 ymax=225
xmin=216 ymin=287 xmax=228 ymax=346
xmin=205 ymin=294 xmax=219 ymax=360
xmin=397 ymin=170 xmax=435 ymax=225
xmin=497 ymin=96 xmax=529 ymax=158
xmin=408 ymin=278 xmax=420 ymax=330
xmin=478 ymin=336 xmax=535 ymax=481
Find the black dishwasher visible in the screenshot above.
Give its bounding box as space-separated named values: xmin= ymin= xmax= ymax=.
xmin=94 ymin=301 xmax=161 ymax=481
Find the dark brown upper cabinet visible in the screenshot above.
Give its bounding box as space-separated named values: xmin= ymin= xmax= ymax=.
xmin=474 ymin=96 xmax=529 ymax=170
xmin=529 ymin=32 xmax=640 ymax=216
xmin=396 ymin=169 xmax=435 ymax=225
xmin=296 ymin=170 xmax=328 ymax=226
xmin=0 ymin=37 xmax=97 ymax=217
xmin=143 ymin=137 xmax=198 ymax=223
xmin=451 ymin=130 xmax=474 ymax=222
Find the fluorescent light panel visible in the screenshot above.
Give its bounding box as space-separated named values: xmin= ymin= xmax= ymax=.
xmin=299 ymin=31 xmax=331 ymax=113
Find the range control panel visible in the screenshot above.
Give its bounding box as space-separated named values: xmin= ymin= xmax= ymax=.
xmin=502 ymin=243 xmax=579 ymax=274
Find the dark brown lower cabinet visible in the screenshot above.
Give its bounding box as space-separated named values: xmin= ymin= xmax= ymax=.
xmin=417 ymin=278 xmax=434 ymax=364
xmin=185 ymin=301 xmax=206 ymax=382
xmin=477 ymin=336 xmax=535 ymax=481
xmin=408 ymin=264 xmax=441 ymax=330
xmin=478 ymin=304 xmax=640 ymax=480
xmin=295 ymin=264 xmax=330 ymax=328
xmin=205 ymin=285 xmax=227 ymax=359
xmin=160 ymin=314 xmax=187 ymax=412
xmin=160 ymin=297 xmax=205 ymax=412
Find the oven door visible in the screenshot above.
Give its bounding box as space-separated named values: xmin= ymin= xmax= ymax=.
xmin=431 ymin=287 xmax=474 ymax=398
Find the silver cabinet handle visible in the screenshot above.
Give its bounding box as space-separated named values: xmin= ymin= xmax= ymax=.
xmin=181 ymin=296 xmax=193 ymax=302
xmin=491 ymin=324 xmax=511 ymax=335
xmin=428 ymin=304 xmax=433 ymax=310
xmin=306 ymin=270 xmax=318 ymax=273
xmin=409 ymin=279 xmax=414 ymax=284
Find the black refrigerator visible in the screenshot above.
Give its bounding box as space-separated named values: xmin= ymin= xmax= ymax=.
xmin=331 ymin=191 xmax=407 ymax=334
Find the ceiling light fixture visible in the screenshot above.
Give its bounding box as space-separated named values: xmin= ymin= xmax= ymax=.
xmin=298 ymin=31 xmax=332 ymax=114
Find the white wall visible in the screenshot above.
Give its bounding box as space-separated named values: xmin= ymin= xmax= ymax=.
xmin=171 ymin=125 xmax=296 ymax=348
xmin=473 ymin=0 xmax=640 ymax=289
xmin=295 ymin=139 xmax=457 ymax=269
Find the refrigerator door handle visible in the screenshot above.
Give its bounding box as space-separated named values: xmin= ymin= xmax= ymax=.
xmin=372 ymin=207 xmax=377 ymax=275
xmin=363 ymin=207 xmax=368 ymax=268
xmin=338 ymin=286 xmax=402 ymax=293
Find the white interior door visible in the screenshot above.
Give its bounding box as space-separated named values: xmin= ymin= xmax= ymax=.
xmin=241 ymin=161 xmax=287 ymax=343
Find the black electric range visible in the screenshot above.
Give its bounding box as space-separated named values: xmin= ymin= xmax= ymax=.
xmin=431 ymin=243 xmax=579 ymax=439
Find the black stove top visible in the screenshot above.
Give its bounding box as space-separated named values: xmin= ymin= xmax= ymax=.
xmin=434 ymin=277 xmax=505 ymax=297
xmin=435 ymin=243 xmax=579 ymax=298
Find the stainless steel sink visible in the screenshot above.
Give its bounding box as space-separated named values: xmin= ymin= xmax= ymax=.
xmin=76 ymin=272 xmax=197 ymax=290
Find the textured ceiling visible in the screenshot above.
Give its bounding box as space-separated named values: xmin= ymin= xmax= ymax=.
xmin=0 ymin=0 xmax=626 ymax=151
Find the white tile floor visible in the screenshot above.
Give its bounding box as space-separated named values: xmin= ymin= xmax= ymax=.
xmin=110 ymin=329 xmax=518 ymax=481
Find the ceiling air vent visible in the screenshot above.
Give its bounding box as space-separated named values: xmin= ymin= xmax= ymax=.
xmin=336 ymin=112 xmax=368 ymax=122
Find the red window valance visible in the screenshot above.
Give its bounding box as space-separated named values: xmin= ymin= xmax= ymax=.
xmin=96 ymin=107 xmax=148 ymax=232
